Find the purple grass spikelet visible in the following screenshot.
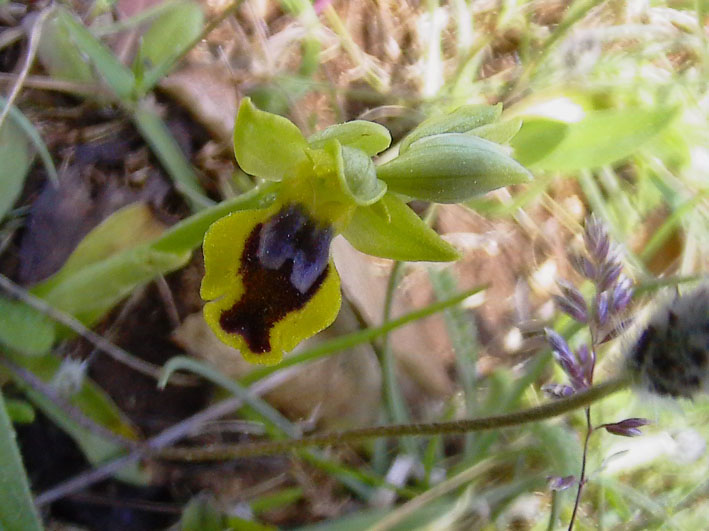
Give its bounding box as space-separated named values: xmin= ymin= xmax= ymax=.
xmin=612 ymin=276 xmax=633 ymax=313
xmin=595 ymin=291 xmax=610 ymax=327
xmin=571 ymin=253 xmax=596 ymax=280
xmin=601 ymin=418 xmax=651 ymax=437
xmin=584 ymin=214 xmax=610 ymax=265
xmin=554 ymin=280 xmax=588 ymax=323
xmin=548 ymin=475 xmax=576 ymax=491
xmin=542 ymin=383 xmax=576 ymax=399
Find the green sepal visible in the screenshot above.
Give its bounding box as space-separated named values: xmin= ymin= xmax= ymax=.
xmin=400 ymin=103 xmax=502 ymax=153
xmin=342 ymin=194 xmax=460 ymax=262
xmin=377 ymin=133 xmax=532 ymax=203
xmin=326 ymin=141 xmax=387 ymax=206
xmin=308 ymin=120 xmax=391 ymax=156
xmin=468 ymin=118 xmax=523 ymax=144
xmin=233 ymin=97 xmax=308 ymax=181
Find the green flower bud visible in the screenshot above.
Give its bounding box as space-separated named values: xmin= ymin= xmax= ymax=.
xmin=400 ymin=103 xmax=502 ymax=153
xmin=308 ymin=120 xmax=392 ymax=156
xmin=376 ymin=133 xmax=532 ymax=203
xmin=467 ymin=118 xmax=523 ymax=144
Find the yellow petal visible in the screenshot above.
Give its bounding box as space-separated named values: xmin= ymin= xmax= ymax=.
xmin=200 ymin=206 xmax=276 ymax=301
xmin=201 ymin=204 xmax=341 ymax=365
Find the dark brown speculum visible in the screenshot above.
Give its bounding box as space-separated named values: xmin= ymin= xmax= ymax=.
xmin=219 ymin=205 xmax=332 ymax=354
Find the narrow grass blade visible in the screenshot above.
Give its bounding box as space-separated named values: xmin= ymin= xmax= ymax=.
xmin=54 ymin=7 xmax=136 ymax=100
xmin=32 ymin=185 xmax=276 ymax=328
xmin=0 ymin=96 xmax=58 ymax=184
xmin=0 ymin=388 xmax=43 ymax=531
xmin=132 ymin=106 xmax=213 ymax=211
xmin=160 ymin=356 xmax=299 ymax=438
xmin=429 ymin=268 xmax=478 ymax=457
xmin=0 ymin=118 xmax=32 ymax=222
xmin=241 ymin=285 xmax=487 ymax=385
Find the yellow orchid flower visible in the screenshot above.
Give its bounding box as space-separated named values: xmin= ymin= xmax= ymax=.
xmin=201 ymin=98 xmax=531 ymax=365
xmin=201 ymin=202 xmax=341 ymax=365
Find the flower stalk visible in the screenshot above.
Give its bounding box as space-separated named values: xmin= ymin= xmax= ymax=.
xmin=155 ymin=374 xmax=631 ymax=461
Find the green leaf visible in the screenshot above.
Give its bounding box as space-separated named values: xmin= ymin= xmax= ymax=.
xmin=342 ymin=194 xmax=460 ymax=261
xmin=132 ymin=105 xmax=213 ymax=211
xmin=0 ymin=295 xmax=55 ymax=356
xmin=400 ymin=104 xmax=502 ymax=153
xmin=31 ymin=203 xmax=190 ymax=326
xmin=377 ymin=134 xmax=532 ymax=203
xmin=233 ymin=97 xmax=309 ymax=181
xmin=181 ymin=496 xmax=229 ymax=531
xmin=33 ymin=185 xmax=278 ymax=327
xmin=150 ymin=182 xmax=278 ymax=255
xmin=0 ymin=389 xmax=43 ymax=531
xmin=522 ymin=107 xmax=679 ymax=171
xmin=38 ymin=244 xmax=189 ymax=326
xmin=4 ymin=399 xmax=35 ymax=424
xmin=37 ymin=10 xmax=95 ymax=85
xmin=0 ymin=96 xmax=58 ymax=185
xmin=330 ymin=142 xmax=387 ymax=206
xmin=54 ymin=7 xmax=136 ymax=100
xmin=509 ymin=118 xmax=568 ymax=167
xmin=140 ymin=0 xmax=204 ymax=78
xmin=39 ymin=203 xmax=168 ymax=293
xmin=0 ymin=119 xmax=32 ymax=222
xmin=34 ymin=203 xmax=171 ymax=295
xmin=308 ymin=120 xmax=392 ymax=156
xmin=467 ymin=118 xmax=523 ymax=144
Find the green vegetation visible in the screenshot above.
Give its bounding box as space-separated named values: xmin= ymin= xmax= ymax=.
xmin=0 ymin=0 xmax=708 ymax=529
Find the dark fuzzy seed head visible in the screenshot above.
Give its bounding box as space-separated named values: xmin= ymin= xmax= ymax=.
xmin=627 ymin=286 xmax=709 ymax=398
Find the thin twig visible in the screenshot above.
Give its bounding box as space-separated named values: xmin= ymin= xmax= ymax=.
xmin=568 ymin=407 xmax=593 ymax=530
xmin=0 ymin=7 xmax=52 ymax=131
xmin=0 ymin=273 xmax=193 ymax=385
xmin=34 ymin=367 xmax=298 ymax=507
xmin=0 ymin=356 xmax=138 ymax=450
xmin=33 ymin=375 xmax=631 ymax=506
xmin=155 ymin=275 xmax=181 ymax=330
xmin=569 ymin=304 xmax=601 ymax=530
xmin=155 ymin=375 xmax=631 ymax=461
xmin=0 ymin=73 xmax=107 ymax=97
